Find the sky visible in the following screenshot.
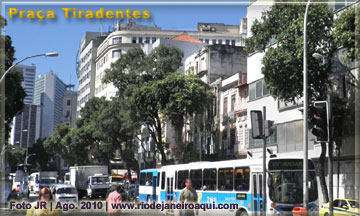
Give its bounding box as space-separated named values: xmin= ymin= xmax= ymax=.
xmin=4 ymin=3 xmax=248 ymax=89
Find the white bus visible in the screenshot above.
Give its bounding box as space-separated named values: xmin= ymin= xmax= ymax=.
xmin=139 ymin=156 xmax=318 ymax=215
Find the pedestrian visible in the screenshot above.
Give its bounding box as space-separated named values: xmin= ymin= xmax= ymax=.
xmin=7 ymin=189 xmax=17 ymax=202
xmin=178 ymin=179 xmax=198 ymax=216
xmin=26 ymin=187 xmax=59 ymax=216
xmin=107 ymin=185 xmax=123 ymax=216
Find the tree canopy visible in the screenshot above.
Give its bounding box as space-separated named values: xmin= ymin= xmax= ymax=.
xmin=245 ymin=3 xmax=334 ymax=103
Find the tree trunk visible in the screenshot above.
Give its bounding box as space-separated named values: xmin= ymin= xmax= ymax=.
xmin=318 ymin=142 xmax=329 ymax=203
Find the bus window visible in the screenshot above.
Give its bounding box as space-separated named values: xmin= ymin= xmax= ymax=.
xmin=234 ymin=167 xmax=250 ymax=191
xmin=203 ymin=169 xmax=217 ymax=191
xmin=161 ymin=172 xmax=165 ymax=190
xmin=140 ymin=172 xmax=146 ymax=185
xmin=190 ymin=169 xmax=202 ymax=190
xmin=175 ymin=171 xmax=177 ymax=189
xmin=157 ymin=172 xmax=160 ymax=187
xmin=218 ymin=168 xmax=234 ymax=191
xmin=146 ymin=172 xmax=153 ymax=186
xmin=177 ymin=170 xmax=189 ymax=189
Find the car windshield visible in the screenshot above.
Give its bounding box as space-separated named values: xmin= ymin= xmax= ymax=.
xmin=111 ymin=178 xmax=125 ymax=183
xmin=91 ymin=177 xmax=108 ymax=184
xmin=348 ymin=201 xmax=359 ymax=208
xmin=56 ymin=187 xmax=77 ymax=194
xmin=40 ymin=179 xmax=56 ymax=184
xmin=268 ymin=171 xmax=318 ymax=204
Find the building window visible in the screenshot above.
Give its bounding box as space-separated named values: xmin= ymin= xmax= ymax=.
xmin=205 ymin=39 xmax=209 ymax=44
xmin=152 ymin=37 xmax=157 ymax=44
xmin=249 ymin=79 xmax=270 ymax=101
xmin=112 ymin=37 xmax=122 ymax=44
xmin=226 ymin=40 xmax=230 ymax=45
xmin=132 ymin=37 xmax=137 ymax=43
xmin=67 ymin=99 xmax=71 ymax=106
xmin=112 ymin=50 xmax=121 ymax=58
xmin=138 ymin=37 xmax=143 ymax=44
xmin=212 ymin=39 xmax=216 ymax=44
xmin=218 ymin=40 xmax=223 ymax=44
xmin=231 ymin=94 xmax=236 ymax=111
xmin=231 ymin=40 xmax=236 ymax=46
xmin=145 ymin=37 xmax=150 ymax=44
xmin=223 ymin=97 xmax=228 ymax=113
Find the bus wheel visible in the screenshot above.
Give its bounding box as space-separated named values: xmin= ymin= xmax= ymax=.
xmin=236 ymin=210 xmax=248 ymax=216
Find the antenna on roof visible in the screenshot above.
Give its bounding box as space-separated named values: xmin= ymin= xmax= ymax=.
xmin=100 ymin=20 xmax=104 ymax=36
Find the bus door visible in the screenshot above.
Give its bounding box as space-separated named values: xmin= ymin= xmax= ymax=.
xmin=166 ymin=176 xmax=174 ymax=202
xmin=251 ymin=173 xmax=264 ymax=216
xmin=165 ymin=176 xmax=174 ymax=215
xmin=152 ymin=175 xmax=157 ymax=202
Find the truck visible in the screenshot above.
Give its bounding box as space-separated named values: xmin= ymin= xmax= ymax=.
xmin=29 ymin=171 xmax=58 ymax=195
xmin=69 ymin=165 xmax=110 ymax=199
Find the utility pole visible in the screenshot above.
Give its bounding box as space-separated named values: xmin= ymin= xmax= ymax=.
xmin=303 ymin=0 xmax=311 ymax=211
xmin=262 ymin=106 xmax=267 ymax=216
xmin=328 ymin=94 xmax=334 ymax=216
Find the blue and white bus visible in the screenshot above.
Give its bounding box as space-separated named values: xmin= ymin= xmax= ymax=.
xmin=139 ymin=156 xmax=318 ymax=215
xmin=138 ymin=169 xmax=159 ymax=203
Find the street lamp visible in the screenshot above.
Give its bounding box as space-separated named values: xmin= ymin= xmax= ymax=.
xmin=0 ymin=52 xmax=59 ymax=84
xmin=303 ymin=0 xmax=311 ymax=211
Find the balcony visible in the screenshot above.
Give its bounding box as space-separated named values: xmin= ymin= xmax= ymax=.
xmin=235 ymin=101 xmax=247 ymax=114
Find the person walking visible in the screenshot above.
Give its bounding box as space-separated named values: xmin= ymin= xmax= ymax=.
xmin=26 ymin=187 xmax=59 ymax=216
xmin=106 ymin=185 xmax=123 ymax=216
xmin=178 ymin=179 xmax=198 ymax=216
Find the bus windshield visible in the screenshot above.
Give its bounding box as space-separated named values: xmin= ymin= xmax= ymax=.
xmin=268 ymin=171 xmax=318 ymax=204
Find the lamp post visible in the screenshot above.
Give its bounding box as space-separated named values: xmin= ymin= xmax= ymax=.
xmin=303 ymin=0 xmax=311 ymax=211
xmin=0 ymin=52 xmax=59 ymax=84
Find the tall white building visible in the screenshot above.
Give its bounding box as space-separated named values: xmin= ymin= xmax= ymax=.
xmin=77 ymin=32 xmax=107 ymax=117
xmin=9 ymin=64 xmax=37 ymax=148
xmin=17 ymin=64 xmax=36 ymax=104
xmin=93 ymin=22 xmax=246 ymax=100
xmin=33 ymin=71 xmax=67 ymax=139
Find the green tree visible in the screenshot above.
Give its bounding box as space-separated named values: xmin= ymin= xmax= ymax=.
xmin=43 ymin=125 xmax=93 ymax=166
xmin=94 ymin=97 xmax=140 ymax=175
xmin=0 ymin=16 xmax=26 ymax=142
xmin=132 ymin=73 xmax=214 ymax=165
xmin=332 ymin=7 xmax=357 ymax=62
xmin=104 ymin=45 xmax=214 ymax=165
xmin=7 ymin=146 xmax=25 ymax=172
xmin=245 ymin=2 xmax=335 ymax=202
xmin=28 ymin=139 xmax=56 ymax=171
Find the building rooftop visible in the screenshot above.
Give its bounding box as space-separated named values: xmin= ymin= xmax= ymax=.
xmin=171 ymin=34 xmax=205 ymax=44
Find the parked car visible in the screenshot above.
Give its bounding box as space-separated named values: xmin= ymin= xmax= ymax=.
xmin=50 ymin=184 xmax=78 ymax=206
xmin=320 ymin=199 xmax=359 ymax=216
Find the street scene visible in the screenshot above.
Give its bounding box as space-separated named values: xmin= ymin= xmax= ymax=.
xmin=0 ymin=0 xmax=359 ymax=215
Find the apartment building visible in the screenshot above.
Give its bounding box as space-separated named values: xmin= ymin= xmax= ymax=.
xmin=93 ymin=21 xmax=246 ymax=100
xmin=77 ymin=32 xmax=107 ymax=117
